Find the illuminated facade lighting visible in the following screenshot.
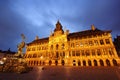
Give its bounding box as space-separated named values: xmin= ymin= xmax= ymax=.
xmin=24 ymin=21 xmax=120 ymax=66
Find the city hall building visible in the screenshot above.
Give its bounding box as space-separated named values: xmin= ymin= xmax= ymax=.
xmin=24 ymin=21 xmax=120 ymax=66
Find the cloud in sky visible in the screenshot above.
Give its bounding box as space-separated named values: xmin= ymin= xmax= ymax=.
xmin=0 ymin=0 xmax=120 ymax=51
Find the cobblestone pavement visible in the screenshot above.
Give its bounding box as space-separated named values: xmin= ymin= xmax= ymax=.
xmin=0 ymin=66 xmax=120 ymax=80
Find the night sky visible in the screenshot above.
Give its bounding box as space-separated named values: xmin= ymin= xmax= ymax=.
xmin=0 ymin=0 xmax=120 ymax=51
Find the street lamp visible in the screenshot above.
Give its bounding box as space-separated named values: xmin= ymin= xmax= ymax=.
xmin=3 ymin=57 xmax=6 ymax=61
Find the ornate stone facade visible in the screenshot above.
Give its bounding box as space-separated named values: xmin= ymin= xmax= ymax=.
xmin=24 ymin=21 xmax=120 ymax=66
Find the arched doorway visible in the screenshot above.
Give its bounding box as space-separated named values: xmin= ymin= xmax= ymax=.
xmin=83 ymin=60 xmax=86 ymax=66
xmin=55 ymin=60 xmax=58 ymax=66
xmin=78 ymin=60 xmax=81 ymax=66
xmin=61 ymin=60 xmax=65 ymax=66
xmin=73 ymin=60 xmax=76 ymax=66
xmin=106 ymin=59 xmax=110 ymax=66
xmin=88 ymin=60 xmax=92 ymax=66
xmin=93 ymin=60 xmax=97 ymax=66
xmin=49 ymin=60 xmax=52 ymax=65
xmin=112 ymin=59 xmax=117 ymax=66
xmin=99 ymin=59 xmax=104 ymax=66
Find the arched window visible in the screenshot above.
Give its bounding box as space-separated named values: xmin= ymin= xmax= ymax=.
xmin=88 ymin=60 xmax=92 ymax=66
xmin=99 ymin=59 xmax=104 ymax=66
xmin=83 ymin=60 xmax=86 ymax=66
xmin=106 ymin=59 xmax=110 ymax=66
xmin=78 ymin=60 xmax=81 ymax=66
xmin=112 ymin=59 xmax=117 ymax=66
xmin=93 ymin=60 xmax=97 ymax=66
xmin=61 ymin=60 xmax=65 ymax=66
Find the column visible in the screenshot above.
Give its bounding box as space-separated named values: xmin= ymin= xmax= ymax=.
xmin=110 ymin=60 xmax=114 ymax=66
xmin=91 ymin=60 xmax=94 ymax=66
xmin=86 ymin=60 xmax=89 ymax=66
xmin=97 ymin=60 xmax=100 ymax=66
xmin=103 ymin=60 xmax=107 ymax=66
xmin=81 ymin=60 xmax=83 ymax=66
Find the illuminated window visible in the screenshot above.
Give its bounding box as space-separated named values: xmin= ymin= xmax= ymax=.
xmin=97 ymin=49 xmax=101 ymax=56
xmin=94 ymin=40 xmax=99 ymax=45
xmin=89 ymin=41 xmax=93 ymax=46
xmin=56 ymin=44 xmax=59 ymax=50
xmin=91 ymin=50 xmax=95 ymax=56
xmin=103 ymin=49 xmax=107 ymax=55
xmin=105 ymin=39 xmax=110 ymax=44
xmin=32 ymin=47 xmax=35 ymax=51
xmin=27 ymin=48 xmax=31 ymax=51
xmin=71 ymin=43 xmax=75 ymax=47
xmin=81 ymin=50 xmax=85 ymax=56
xmin=29 ymin=54 xmax=32 ymax=58
xmin=69 ymin=51 xmax=71 ymax=56
xmin=72 ymin=51 xmax=75 ymax=56
xmin=33 ymin=54 xmax=37 ymax=58
xmin=76 ymin=51 xmax=80 ymax=56
xmin=76 ymin=43 xmax=79 ymax=47
xmin=51 ymin=45 xmax=53 ymax=50
xmin=38 ymin=53 xmax=41 ymax=57
xmin=80 ymin=42 xmax=83 ymax=47
xmin=85 ymin=41 xmax=88 ymax=46
xmin=63 ymin=52 xmax=65 ymax=56
xmin=85 ymin=50 xmax=90 ymax=56
xmin=100 ymin=40 xmax=104 ymax=45
xmin=61 ymin=44 xmax=65 ymax=49
xmin=108 ymin=48 xmax=114 ymax=55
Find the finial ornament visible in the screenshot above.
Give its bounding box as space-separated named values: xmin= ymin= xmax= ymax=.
xmin=91 ymin=24 xmax=96 ymax=30
xmin=21 ymin=33 xmax=25 ymax=41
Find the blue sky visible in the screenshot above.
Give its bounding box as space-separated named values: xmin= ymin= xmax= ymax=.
xmin=0 ymin=0 xmax=120 ymax=51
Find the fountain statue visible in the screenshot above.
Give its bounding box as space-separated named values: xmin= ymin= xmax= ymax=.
xmin=0 ymin=34 xmax=33 ymax=73
xmin=15 ymin=34 xmax=25 ymax=57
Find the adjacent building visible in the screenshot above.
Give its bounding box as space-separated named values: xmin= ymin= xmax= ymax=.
xmin=114 ymin=36 xmax=120 ymax=57
xmin=24 ymin=21 xmax=120 ymax=66
xmin=0 ymin=49 xmax=16 ymax=60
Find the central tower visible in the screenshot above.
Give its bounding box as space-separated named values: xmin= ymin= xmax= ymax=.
xmin=53 ymin=20 xmax=64 ymax=36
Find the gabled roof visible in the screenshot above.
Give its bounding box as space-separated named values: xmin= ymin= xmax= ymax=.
xmin=27 ymin=37 xmax=49 ymax=45
xmin=68 ymin=28 xmax=111 ymax=38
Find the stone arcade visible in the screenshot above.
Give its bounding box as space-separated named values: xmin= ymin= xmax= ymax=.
xmin=24 ymin=21 xmax=120 ymax=66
